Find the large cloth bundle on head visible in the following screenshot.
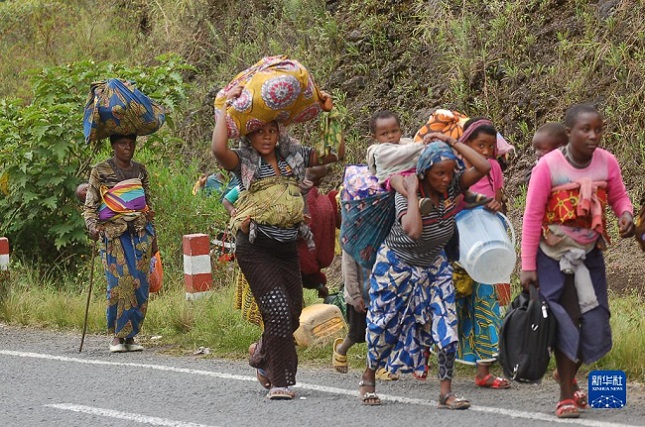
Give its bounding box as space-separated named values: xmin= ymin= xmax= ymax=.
xmin=83 ymin=79 xmax=166 ymax=144
xmin=214 ymin=55 xmax=331 ymax=138
xmin=414 ymin=108 xmax=515 ymax=158
xmin=339 ymin=164 xmax=395 ymax=269
xmin=414 ymin=109 xmax=469 ymax=142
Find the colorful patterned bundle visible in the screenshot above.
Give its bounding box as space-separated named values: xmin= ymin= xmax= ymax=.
xmin=214 ymin=55 xmax=330 ymax=138
xmin=99 ymin=178 xmax=148 ymax=221
xmin=414 ymin=108 xmax=515 ymax=158
xmin=83 ymin=79 xmax=165 ymax=144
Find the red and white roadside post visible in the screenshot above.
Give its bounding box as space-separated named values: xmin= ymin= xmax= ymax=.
xmin=0 ymin=237 xmax=8 ymax=273
xmin=182 ymin=233 xmax=213 ymax=300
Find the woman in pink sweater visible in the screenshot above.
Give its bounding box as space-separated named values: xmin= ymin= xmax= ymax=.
xmin=520 ymin=104 xmax=634 ymax=418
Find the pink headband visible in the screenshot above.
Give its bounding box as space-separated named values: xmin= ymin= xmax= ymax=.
xmin=458 ymin=119 xmax=494 ymax=144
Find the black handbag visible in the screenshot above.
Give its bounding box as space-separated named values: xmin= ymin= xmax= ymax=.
xmin=498 ymin=284 xmax=557 ymax=383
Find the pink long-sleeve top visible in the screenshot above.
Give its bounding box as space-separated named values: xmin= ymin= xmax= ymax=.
xmin=521 ymin=147 xmax=633 ymax=271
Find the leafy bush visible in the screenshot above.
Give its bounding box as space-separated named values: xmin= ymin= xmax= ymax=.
xmin=0 ymin=55 xmax=193 ymax=268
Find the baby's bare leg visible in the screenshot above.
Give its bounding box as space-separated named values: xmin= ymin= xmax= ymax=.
xmin=389 ymin=174 xmax=408 ymax=197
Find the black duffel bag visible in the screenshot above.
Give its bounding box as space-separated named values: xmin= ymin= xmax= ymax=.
xmin=498 ymin=284 xmax=557 ymax=383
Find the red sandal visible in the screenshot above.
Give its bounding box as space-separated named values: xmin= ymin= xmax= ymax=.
xmin=553 ymin=372 xmax=587 ymax=409
xmin=556 ymin=399 xmax=580 ymax=418
xmin=573 ymin=388 xmax=588 ymax=409
xmin=474 ymin=373 xmax=511 ymax=389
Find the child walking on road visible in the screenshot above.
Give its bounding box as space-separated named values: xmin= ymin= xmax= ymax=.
xmin=452 ymin=118 xmax=510 ymax=390
xmin=520 ymin=104 xmax=634 ymax=418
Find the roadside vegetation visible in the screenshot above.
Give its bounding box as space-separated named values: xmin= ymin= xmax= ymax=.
xmin=1 ymin=0 xmax=644 ymax=381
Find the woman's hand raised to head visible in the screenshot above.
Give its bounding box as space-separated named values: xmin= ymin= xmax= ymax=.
xmin=212 ymin=86 xmax=242 ymax=171
xmin=225 ymin=85 xmax=243 ymax=101
xmin=422 ymin=132 xmax=457 ymax=147
xmin=403 ymin=173 xmax=419 ymax=194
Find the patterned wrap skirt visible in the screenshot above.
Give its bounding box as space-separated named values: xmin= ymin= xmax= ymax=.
xmin=236 ymin=231 xmax=303 ymax=388
xmin=456 ymin=281 xmax=502 ymax=365
xmin=233 ymin=263 xmax=264 ymax=328
xmin=100 ymin=222 xmax=154 ymax=338
xmin=366 ymin=244 xmax=458 ymax=378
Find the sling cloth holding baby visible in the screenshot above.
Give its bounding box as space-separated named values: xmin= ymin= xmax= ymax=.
xmin=229 ymin=176 xmax=304 ymax=235
xmin=340 ymin=164 xmax=395 ymax=269
xmin=99 ymin=178 xmax=148 ymax=222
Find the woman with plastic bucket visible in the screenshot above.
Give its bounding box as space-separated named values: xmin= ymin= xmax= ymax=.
xmin=359 ymin=134 xmax=490 ymax=408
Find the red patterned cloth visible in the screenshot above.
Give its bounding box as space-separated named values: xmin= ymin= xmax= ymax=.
xmin=298 ymin=188 xmax=338 ymax=282
xmin=543 ymin=179 xmax=609 ymax=241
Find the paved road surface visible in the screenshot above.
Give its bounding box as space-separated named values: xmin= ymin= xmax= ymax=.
xmin=1 ymin=324 xmax=643 ymax=427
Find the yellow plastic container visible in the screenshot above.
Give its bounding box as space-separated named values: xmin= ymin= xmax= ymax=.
xmin=294 ymin=303 xmax=347 ymax=348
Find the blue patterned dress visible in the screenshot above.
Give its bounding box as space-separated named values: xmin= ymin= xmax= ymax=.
xmin=367 ymin=246 xmax=458 ymax=378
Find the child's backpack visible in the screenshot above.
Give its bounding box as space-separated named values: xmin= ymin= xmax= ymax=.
xmin=498 ymin=284 xmax=556 ymax=383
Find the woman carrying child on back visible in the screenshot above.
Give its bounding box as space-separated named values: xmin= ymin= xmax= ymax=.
xmin=212 ymin=85 xmax=342 ymax=400
xmin=451 ymin=117 xmax=511 ymax=390
xmin=520 ymin=104 xmax=634 ymax=418
xmin=359 ymin=132 xmax=490 ymax=409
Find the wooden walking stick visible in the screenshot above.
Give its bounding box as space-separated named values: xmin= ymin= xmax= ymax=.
xmin=79 ymin=240 xmax=97 ymax=353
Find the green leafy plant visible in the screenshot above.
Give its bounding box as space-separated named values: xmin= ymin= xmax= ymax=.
xmin=0 ymin=55 xmax=193 ymax=268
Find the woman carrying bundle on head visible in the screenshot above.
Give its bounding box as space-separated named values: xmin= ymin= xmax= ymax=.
xmin=83 ymin=134 xmax=158 ymax=353
xmin=212 ymin=84 xmax=343 ymax=401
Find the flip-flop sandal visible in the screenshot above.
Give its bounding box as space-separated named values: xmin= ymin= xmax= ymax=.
xmin=474 ymin=373 xmax=511 ymax=389
xmin=462 ymin=192 xmax=493 ymax=209
xmin=553 ymin=372 xmax=587 ymax=409
xmin=375 ymin=367 xmax=399 ymax=381
xmin=573 ymin=389 xmax=588 ymax=409
xmin=267 ymin=387 xmax=295 ymax=400
xmin=332 ymin=338 xmax=348 ymax=373
xmin=556 ymin=399 xmax=580 ymax=418
xmin=438 ymin=393 xmax=470 ymax=410
xmin=359 ymin=380 xmax=382 ymax=406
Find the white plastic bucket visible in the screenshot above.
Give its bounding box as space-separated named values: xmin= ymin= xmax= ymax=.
xmin=455 ymin=207 xmax=516 ymax=284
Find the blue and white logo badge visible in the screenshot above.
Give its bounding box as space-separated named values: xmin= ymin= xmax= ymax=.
xmin=588 ymin=370 xmax=626 ymax=409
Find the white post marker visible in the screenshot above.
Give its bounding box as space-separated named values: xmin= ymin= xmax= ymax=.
xmin=182 ymin=233 xmax=212 ymax=300
xmin=0 ymin=237 xmax=9 ymax=272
